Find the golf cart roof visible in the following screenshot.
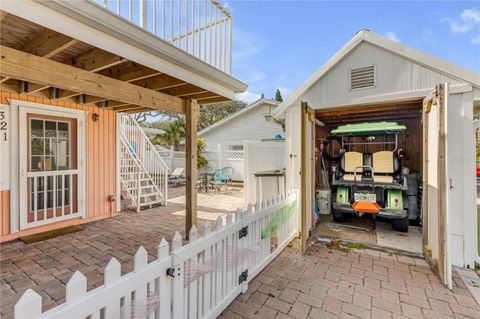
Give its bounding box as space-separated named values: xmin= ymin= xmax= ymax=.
xmin=331 ymin=121 xmax=406 ymax=136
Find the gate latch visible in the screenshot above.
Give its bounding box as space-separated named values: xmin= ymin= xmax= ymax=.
xmin=166 ymin=268 xmax=175 ymax=278
xmin=238 ymin=270 xmax=248 ymax=284
xmin=239 ymin=226 xmax=248 ymax=239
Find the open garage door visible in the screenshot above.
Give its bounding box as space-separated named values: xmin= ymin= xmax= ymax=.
xmin=422 ymin=83 xmax=452 ymax=288
xmin=301 ymin=102 xmax=315 ymax=253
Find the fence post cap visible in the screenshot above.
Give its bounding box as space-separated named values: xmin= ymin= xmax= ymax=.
xmin=105 ymin=258 xmax=121 ymax=284
xmin=215 ymin=215 xmax=223 ymax=230
xmin=14 ymin=288 xmax=42 ymax=318
xmin=203 ymin=219 xmax=211 ymax=234
xmin=66 ymin=271 xmax=87 ymax=303
xmin=189 ymin=225 xmax=198 ymax=242
xmin=134 ymin=246 xmax=148 ymax=270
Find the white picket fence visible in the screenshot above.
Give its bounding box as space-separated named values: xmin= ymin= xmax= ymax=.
xmin=14 ymin=191 xmax=299 ymax=319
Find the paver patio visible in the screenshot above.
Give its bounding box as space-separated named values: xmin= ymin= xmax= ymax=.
xmin=219 ymin=240 xmax=480 ymax=319
xmin=0 ymin=187 xmax=244 ymax=319
xmin=1 ymin=186 xmax=479 ymax=319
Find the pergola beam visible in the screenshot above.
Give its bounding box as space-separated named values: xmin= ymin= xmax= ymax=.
xmin=0 ymin=45 xmax=185 ymax=113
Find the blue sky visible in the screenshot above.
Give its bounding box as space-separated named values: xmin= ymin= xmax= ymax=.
xmin=223 ymin=1 xmax=480 ymax=103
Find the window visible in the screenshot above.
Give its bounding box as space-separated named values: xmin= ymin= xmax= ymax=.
xmin=30 ymin=119 xmax=70 ymax=171
xmin=229 ymin=145 xmax=243 ymax=151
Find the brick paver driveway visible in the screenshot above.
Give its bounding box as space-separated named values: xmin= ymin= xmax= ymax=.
xmin=0 ymin=187 xmax=244 ymax=318
xmin=220 ymin=240 xmax=480 ymax=319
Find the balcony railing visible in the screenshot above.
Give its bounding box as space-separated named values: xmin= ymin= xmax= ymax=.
xmin=92 ymin=0 xmax=232 ymax=74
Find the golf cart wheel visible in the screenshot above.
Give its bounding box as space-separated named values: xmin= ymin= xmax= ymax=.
xmin=332 ymin=210 xmax=346 ymax=222
xmin=392 ymin=216 xmax=409 ymax=232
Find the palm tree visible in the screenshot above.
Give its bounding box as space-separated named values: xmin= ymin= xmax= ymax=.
xmin=154 ymin=119 xmax=185 ymax=151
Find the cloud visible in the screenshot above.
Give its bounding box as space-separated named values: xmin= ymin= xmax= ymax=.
xmin=235 ymin=91 xmax=261 ymax=104
xmin=385 ymin=31 xmax=401 ymax=42
xmin=449 ymin=8 xmax=480 ymax=34
xmin=421 ymin=29 xmax=436 ymax=44
xmin=233 ymin=29 xmax=263 ymax=62
xmin=277 ymin=86 xmax=292 ymax=99
xmin=235 ymin=65 xmax=266 ymax=83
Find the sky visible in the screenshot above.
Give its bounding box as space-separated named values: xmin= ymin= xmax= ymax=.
xmin=222 ymin=0 xmax=480 ymax=103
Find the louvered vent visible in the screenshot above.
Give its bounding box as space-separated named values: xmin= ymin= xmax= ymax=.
xmin=350 ymin=65 xmax=375 ymax=90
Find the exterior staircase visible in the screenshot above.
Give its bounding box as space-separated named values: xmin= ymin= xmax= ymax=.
xmin=119 ymin=114 xmax=168 ymax=211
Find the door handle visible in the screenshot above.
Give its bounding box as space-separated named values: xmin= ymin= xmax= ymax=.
xmin=449 ymin=178 xmax=453 ymax=190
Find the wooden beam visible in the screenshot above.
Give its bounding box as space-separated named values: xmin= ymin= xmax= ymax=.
xmin=133 ymin=74 xmax=187 ymax=91
xmin=0 ymin=45 xmax=185 ymax=113
xmin=198 ymin=96 xmax=229 ymax=104
xmin=185 ymin=99 xmax=199 ymax=236
xmin=68 ymin=48 xmax=127 ymax=72
xmin=159 ymin=84 xmax=208 ymax=97
xmin=0 ymin=11 xmax=9 ymax=22
xmin=104 ymin=101 xmax=134 ymax=109
xmin=98 ymin=62 xmax=161 ymax=82
xmin=22 ymin=28 xmax=79 ymax=59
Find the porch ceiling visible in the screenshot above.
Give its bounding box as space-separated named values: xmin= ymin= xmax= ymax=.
xmin=0 ymin=11 xmax=229 ymax=113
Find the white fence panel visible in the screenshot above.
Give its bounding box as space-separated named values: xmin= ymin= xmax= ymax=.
xmin=14 ymin=191 xmax=298 ymax=319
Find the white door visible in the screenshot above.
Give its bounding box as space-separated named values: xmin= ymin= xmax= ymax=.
xmin=18 ymin=104 xmax=85 ymax=230
xmin=422 ymin=83 xmax=452 ymax=288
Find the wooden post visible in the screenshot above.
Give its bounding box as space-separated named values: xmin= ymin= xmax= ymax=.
xmin=185 ymin=99 xmax=199 ymax=235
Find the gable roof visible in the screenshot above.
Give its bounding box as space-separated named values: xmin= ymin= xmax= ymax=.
xmin=273 ymin=29 xmax=480 ymax=118
xmin=198 ymin=98 xmax=279 ymax=136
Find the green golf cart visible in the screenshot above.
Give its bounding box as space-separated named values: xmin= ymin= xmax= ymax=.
xmin=329 ymin=121 xmax=414 ymax=232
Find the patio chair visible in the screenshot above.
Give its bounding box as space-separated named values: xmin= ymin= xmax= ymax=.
xmin=168 ymin=167 xmax=185 ymax=187
xmin=209 ymin=167 xmax=233 ymax=192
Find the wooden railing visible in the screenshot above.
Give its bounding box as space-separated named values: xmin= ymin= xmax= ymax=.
xmin=91 ymin=0 xmax=233 ymax=74
xmin=14 ymin=191 xmax=299 ymax=319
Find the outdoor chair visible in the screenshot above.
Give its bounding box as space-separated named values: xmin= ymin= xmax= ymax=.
xmin=209 ymin=167 xmax=234 ymax=192
xmin=168 ymin=167 xmax=185 ymax=187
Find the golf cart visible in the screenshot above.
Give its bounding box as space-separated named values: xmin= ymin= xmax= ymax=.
xmin=329 ymin=122 xmax=416 ymax=232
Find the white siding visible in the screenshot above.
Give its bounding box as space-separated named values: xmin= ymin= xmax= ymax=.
xmin=295 ymin=42 xmax=463 ymax=110
xmin=200 ymin=103 xmax=283 ymax=150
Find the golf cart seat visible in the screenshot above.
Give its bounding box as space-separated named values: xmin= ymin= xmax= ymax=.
xmin=337 ymin=150 xmax=400 ymax=185
xmin=338 ymin=151 xmax=363 ymax=182
xmin=371 ymin=151 xmax=399 ymax=184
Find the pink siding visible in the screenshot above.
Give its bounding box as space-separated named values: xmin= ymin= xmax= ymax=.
xmin=0 ymin=91 xmax=117 ymax=242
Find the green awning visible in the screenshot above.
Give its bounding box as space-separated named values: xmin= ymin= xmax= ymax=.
xmin=331 ymin=121 xmax=406 ymax=136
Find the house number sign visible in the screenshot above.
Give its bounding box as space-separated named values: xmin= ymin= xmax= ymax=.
xmin=0 ymin=105 xmax=9 ymax=191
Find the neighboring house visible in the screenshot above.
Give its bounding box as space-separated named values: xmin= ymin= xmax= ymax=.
xmin=273 ymin=29 xmax=480 ymax=287
xmin=0 ymin=0 xmax=246 ymax=242
xmin=198 ymin=98 xmax=283 ymax=151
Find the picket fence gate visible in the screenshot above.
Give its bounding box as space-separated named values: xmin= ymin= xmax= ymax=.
xmin=14 ymin=191 xmax=299 ymax=319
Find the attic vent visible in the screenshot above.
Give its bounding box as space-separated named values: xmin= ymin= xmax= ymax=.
xmin=350 ymin=65 xmax=375 ymax=90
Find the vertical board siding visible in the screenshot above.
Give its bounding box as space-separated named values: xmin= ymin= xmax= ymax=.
xmin=0 ymin=91 xmax=117 ymax=239
xmin=0 ymin=191 xmax=10 ymax=236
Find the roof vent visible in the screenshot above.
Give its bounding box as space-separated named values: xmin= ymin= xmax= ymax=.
xmin=350 ymin=65 xmax=375 ymax=90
